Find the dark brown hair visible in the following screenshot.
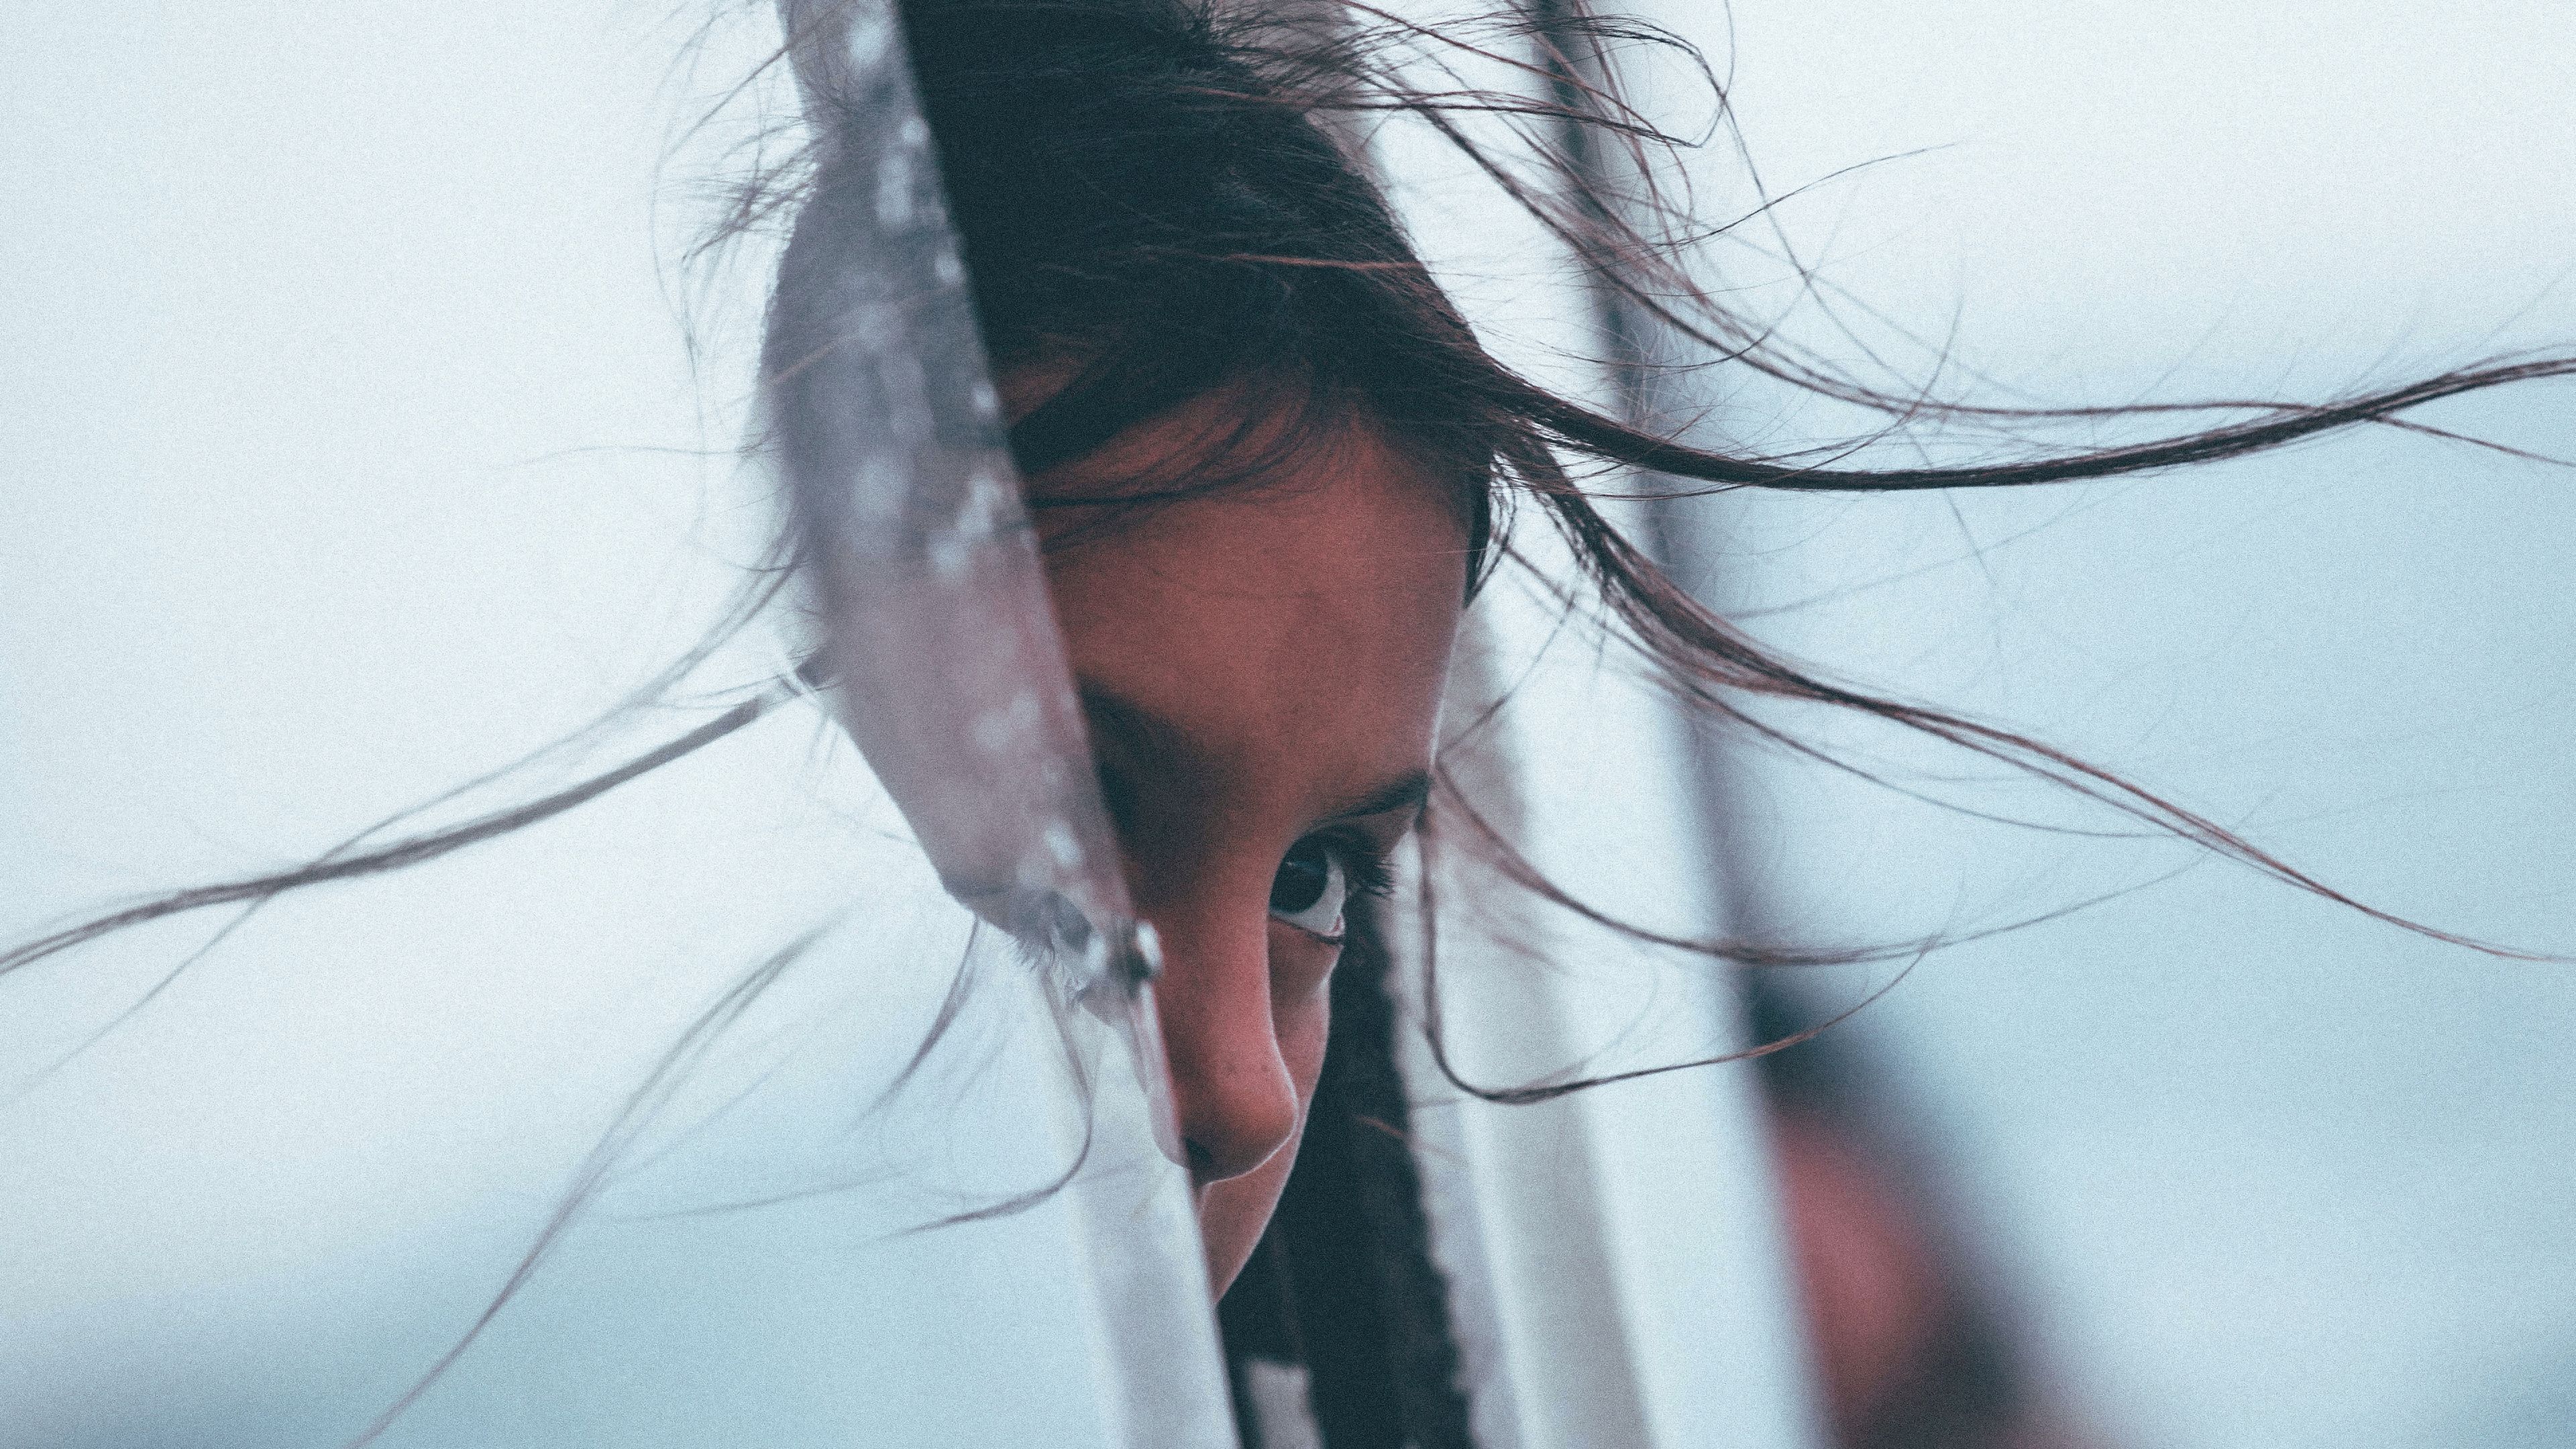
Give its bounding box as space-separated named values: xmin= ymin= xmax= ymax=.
xmin=892 ymin=0 xmax=2571 ymax=1071
xmin=6 ymin=0 xmax=2565 ymax=1049
xmin=7 ymin=7 xmax=2563 ymax=1441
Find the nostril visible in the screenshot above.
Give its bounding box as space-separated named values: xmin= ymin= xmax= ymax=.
xmin=1184 ymin=1138 xmax=1219 ymax=1178
xmin=1176 ymin=1079 xmax=1300 ymax=1185
xmin=1184 ymin=1136 xmax=1283 ymax=1187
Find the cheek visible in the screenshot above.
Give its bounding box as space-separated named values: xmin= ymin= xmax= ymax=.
xmin=1267 ymin=922 xmax=1337 ymax=1093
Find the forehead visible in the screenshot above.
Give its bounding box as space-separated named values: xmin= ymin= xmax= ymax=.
xmin=1034 ymin=396 xmax=1468 ymax=824
xmin=1014 ymin=364 xmax=1479 ymax=523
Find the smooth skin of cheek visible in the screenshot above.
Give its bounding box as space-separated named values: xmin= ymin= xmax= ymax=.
xmin=1035 ymin=404 xmax=1466 ymax=1293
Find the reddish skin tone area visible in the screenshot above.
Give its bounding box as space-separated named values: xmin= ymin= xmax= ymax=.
xmin=1024 ymin=386 xmax=1466 ymax=1293
xmin=1773 ymin=1108 xmax=1945 ymax=1432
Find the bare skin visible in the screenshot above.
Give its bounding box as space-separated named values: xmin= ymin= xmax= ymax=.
xmin=1025 ymin=386 xmax=1467 ymax=1292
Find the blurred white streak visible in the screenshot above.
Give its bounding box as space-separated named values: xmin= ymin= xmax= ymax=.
xmin=1624 ymin=3 xmax=2576 ymax=1448
xmin=1371 ymin=6 xmax=1825 ymax=1443
xmin=1 ymin=3 xmax=1226 ymax=1444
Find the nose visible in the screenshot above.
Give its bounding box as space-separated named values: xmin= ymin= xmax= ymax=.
xmin=1146 ymin=910 xmax=1301 ymax=1185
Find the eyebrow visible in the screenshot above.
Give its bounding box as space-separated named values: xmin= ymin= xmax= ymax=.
xmin=1076 ymin=682 xmax=1432 ymax=825
xmin=1079 ymin=685 xmax=1203 ymax=788
xmin=1326 ymin=769 xmax=1432 ymax=822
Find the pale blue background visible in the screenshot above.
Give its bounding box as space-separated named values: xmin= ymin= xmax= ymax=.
xmin=1621 ymin=3 xmax=2576 ymax=1446
xmin=0 ymin=5 xmax=1217 ymax=1445
xmin=5 ymin=3 xmax=2571 ymax=1447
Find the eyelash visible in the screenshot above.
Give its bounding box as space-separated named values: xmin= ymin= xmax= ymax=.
xmin=1310 ymin=830 xmax=1397 ymax=901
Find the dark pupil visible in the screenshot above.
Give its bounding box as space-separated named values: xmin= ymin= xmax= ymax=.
xmin=1269 ymin=838 xmax=1332 ymax=914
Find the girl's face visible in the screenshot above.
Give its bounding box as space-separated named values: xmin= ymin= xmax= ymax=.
xmin=1029 ymin=389 xmax=1468 ymax=1292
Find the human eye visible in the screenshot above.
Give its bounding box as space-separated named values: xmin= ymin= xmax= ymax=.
xmin=1267 ymin=834 xmax=1393 ymax=942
